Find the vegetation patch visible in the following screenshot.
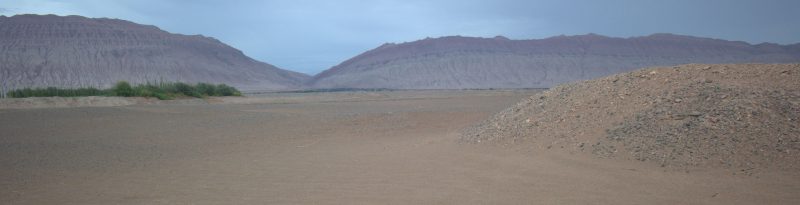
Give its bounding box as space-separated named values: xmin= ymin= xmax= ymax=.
xmin=4 ymin=81 xmax=241 ymax=100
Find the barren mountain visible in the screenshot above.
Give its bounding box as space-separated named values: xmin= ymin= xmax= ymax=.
xmin=311 ymin=34 xmax=800 ymax=89
xmin=463 ymin=64 xmax=800 ymax=172
xmin=0 ymin=14 xmax=309 ymax=91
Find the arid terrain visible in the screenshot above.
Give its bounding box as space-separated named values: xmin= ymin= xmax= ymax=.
xmin=2 ymin=89 xmax=798 ymax=204
xmin=1 ymin=1 xmax=798 ymax=204
xmin=0 ymin=14 xmax=308 ymax=91
xmin=4 ymin=15 xmax=800 ymax=92
xmin=311 ymin=34 xmax=800 ymax=89
xmin=465 ymin=64 xmax=800 ymax=173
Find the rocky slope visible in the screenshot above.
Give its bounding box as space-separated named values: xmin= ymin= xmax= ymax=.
xmin=310 ymin=34 xmax=800 ymax=89
xmin=462 ymin=64 xmax=800 ymax=172
xmin=0 ymin=14 xmax=309 ymax=91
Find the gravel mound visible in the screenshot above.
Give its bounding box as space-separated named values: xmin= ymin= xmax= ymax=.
xmin=463 ymin=64 xmax=800 ymax=171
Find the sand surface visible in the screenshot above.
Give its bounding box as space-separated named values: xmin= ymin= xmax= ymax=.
xmin=1 ymin=90 xmax=798 ymax=204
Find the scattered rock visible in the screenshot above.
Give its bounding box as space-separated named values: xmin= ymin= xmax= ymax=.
xmin=462 ymin=64 xmax=800 ymax=172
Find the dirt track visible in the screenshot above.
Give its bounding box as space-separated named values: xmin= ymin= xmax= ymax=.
xmin=1 ymin=90 xmax=798 ymax=204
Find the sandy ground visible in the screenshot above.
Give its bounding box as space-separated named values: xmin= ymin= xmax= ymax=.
xmin=1 ymin=90 xmax=798 ymax=204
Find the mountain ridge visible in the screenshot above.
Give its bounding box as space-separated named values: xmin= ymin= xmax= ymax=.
xmin=310 ymin=33 xmax=800 ymax=89
xmin=0 ymin=14 xmax=309 ymax=91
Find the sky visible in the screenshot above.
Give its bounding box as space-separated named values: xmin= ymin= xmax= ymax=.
xmin=1 ymin=0 xmax=799 ymax=74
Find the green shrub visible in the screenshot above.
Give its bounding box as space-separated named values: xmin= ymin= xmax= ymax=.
xmin=196 ymin=83 xmax=217 ymax=96
xmin=172 ymin=82 xmax=200 ymax=97
xmin=6 ymin=81 xmax=241 ymax=99
xmin=112 ymin=81 xmax=134 ymax=97
xmin=5 ymin=87 xmax=110 ymax=97
xmin=216 ymin=84 xmax=241 ymax=96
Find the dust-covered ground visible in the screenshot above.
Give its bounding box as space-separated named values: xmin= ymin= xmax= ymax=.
xmin=1 ymin=90 xmax=798 ymax=204
xmin=464 ymin=64 xmax=800 ymax=173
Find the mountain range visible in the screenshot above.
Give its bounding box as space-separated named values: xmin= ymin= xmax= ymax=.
xmin=310 ymin=34 xmax=800 ymax=89
xmin=2 ymin=14 xmax=799 ymax=91
xmin=0 ymin=14 xmax=309 ymax=91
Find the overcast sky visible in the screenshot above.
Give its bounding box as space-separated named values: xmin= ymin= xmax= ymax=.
xmin=2 ymin=0 xmax=799 ymax=74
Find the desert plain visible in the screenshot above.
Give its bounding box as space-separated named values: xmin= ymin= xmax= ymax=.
xmin=1 ymin=90 xmax=798 ymax=204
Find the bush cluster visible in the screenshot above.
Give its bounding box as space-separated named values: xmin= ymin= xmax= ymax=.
xmin=6 ymin=81 xmax=241 ymax=100
xmin=5 ymin=87 xmax=109 ymax=98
